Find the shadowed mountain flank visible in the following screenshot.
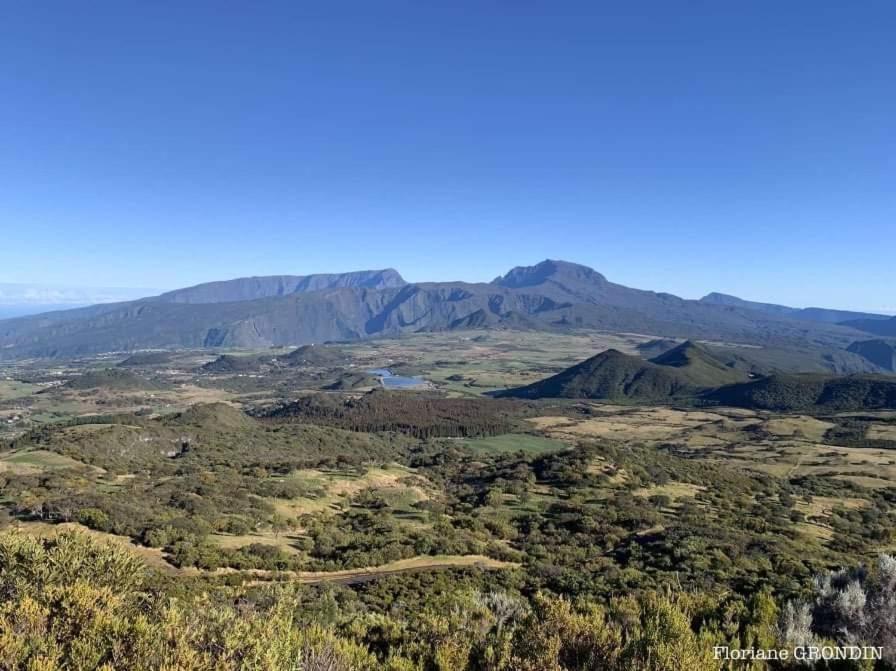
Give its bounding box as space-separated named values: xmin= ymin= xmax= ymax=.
xmin=843 ymin=315 xmax=896 ymax=338
xmin=846 ymin=339 xmax=896 ymax=372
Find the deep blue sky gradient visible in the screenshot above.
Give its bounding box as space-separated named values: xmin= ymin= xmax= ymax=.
xmin=1 ymin=2 xmax=894 ymax=311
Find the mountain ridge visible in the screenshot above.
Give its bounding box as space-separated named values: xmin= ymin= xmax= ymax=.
xmin=700 ymin=292 xmax=889 ymax=325
xmin=154 ymin=269 xmax=405 ymax=304
xmin=0 ymin=261 xmax=875 ymax=359
xmin=842 ymin=316 xmax=896 ymax=338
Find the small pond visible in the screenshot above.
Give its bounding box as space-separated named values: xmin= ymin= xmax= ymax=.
xmin=367 ymin=368 xmax=429 ymax=389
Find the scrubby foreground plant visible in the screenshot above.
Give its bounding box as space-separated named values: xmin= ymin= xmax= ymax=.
xmin=0 ymin=530 xmax=893 ymax=670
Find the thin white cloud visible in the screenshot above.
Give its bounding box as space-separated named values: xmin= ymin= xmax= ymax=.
xmin=0 ymin=283 xmax=157 ymax=305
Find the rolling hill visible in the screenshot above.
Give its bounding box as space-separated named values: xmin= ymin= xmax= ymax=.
xmin=63 ymin=369 xmax=168 ymax=392
xmin=498 ymin=339 xmax=896 ymax=410
xmin=638 ymin=338 xmax=881 ymax=375
xmin=702 ymin=374 xmax=896 ymax=412
xmin=648 ymin=341 xmax=746 ymax=386
xmin=0 ymin=260 xmax=872 ymax=359
xmin=200 ymin=354 xmax=267 ymax=373
xmin=199 ymin=345 xmax=347 ymax=373
xmin=276 ymin=344 xmax=346 ymax=366
xmin=494 ymin=343 xmax=742 ymax=401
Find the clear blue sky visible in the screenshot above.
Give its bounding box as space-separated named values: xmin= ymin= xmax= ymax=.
xmin=1 ymin=2 xmax=893 ymax=312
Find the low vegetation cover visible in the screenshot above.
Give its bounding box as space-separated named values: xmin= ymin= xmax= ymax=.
xmin=265 ymin=391 xmax=530 ymax=439
xmin=500 ymin=343 xmax=896 ymax=412
xmin=3 ymin=329 xmax=896 ymax=668
xmin=705 ymin=374 xmax=896 ymax=412
xmin=63 ymin=368 xmax=169 ymax=392
xmin=2 ymin=530 xmax=896 ymax=670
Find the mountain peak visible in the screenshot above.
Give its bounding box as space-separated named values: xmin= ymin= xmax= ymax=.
xmin=492 ymin=260 xmax=607 ymax=289
xmin=701 ymin=292 xmax=740 ymax=304
xmin=650 ymin=339 xmax=745 ymax=385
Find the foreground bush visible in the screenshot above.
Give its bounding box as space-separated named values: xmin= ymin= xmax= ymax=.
xmin=1 ymin=530 xmax=890 ymax=670
xmin=0 ymin=531 xmax=379 ymax=670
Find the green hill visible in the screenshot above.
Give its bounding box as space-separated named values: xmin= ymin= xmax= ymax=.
xmin=496 ymin=349 xmax=694 ymax=401
xmin=322 ymin=372 xmax=379 ymax=390
xmin=64 ymin=369 xmax=167 ymax=392
xmin=201 ymin=354 xmax=266 ymax=373
xmin=161 ymin=402 xmax=257 ymax=431
xmin=635 ymin=338 xmax=680 ymax=359
xmin=648 ymin=340 xmax=746 ymax=386
xmin=703 ymin=374 xmax=896 ymax=411
xmin=277 ymin=344 xmax=345 ymax=367
xmin=497 ymin=342 xmax=743 ymax=401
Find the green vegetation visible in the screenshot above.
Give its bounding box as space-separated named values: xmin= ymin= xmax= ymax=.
xmin=200 ymin=353 xmax=267 ymax=372
xmin=501 ymin=344 xmax=896 ymax=413
xmin=4 ymin=398 xmax=895 ymax=593
xmin=323 ymin=372 xmax=380 ymax=390
xmin=3 ymin=327 xmax=896 ymax=668
xmin=64 ymin=368 xmax=168 ymax=392
xmin=267 ymin=391 xmax=530 ymax=438
xmin=705 ymin=373 xmax=896 ymax=411
xmin=497 ymin=349 xmax=698 ymax=401
xmin=460 ymin=433 xmax=567 ymax=456
xmin=648 ymin=340 xmax=746 ymax=385
xmin=4 ymin=530 xmax=896 ymax=669
xmin=0 ymin=379 xmax=40 ymax=401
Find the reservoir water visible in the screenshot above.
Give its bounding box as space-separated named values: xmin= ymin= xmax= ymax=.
xmin=368 ymin=368 xmax=428 ymax=389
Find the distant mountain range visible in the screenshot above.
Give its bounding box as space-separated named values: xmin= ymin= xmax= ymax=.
xmin=699 ymin=292 xmax=890 ymax=324
xmin=700 ymin=290 xmax=896 ymax=341
xmin=155 ymin=270 xmax=404 ymax=304
xmin=0 ymin=260 xmax=888 ymax=359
